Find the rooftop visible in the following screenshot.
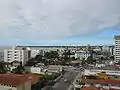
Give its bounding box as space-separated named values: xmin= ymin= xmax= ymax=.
xmin=115 ymin=36 xmax=120 ymax=40
xmin=83 ymin=78 xmax=120 ymax=84
xmin=82 ymin=86 xmax=100 ymax=90
xmin=82 ymin=86 xmax=120 ymax=90
xmin=0 ymin=74 xmax=41 ymax=86
xmin=85 ymin=66 xmax=120 ymax=71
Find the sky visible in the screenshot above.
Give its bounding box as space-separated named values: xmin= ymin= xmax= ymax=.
xmin=0 ymin=0 xmax=120 ymax=46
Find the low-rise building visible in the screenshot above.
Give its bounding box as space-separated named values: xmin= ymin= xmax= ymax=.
xmin=73 ymin=72 xmax=120 ymax=90
xmin=0 ymin=74 xmax=41 ymax=90
xmin=47 ymin=65 xmax=63 ymax=75
xmin=30 ymin=49 xmax=40 ymax=58
xmin=84 ymin=69 xmax=120 ymax=76
xmin=75 ymin=51 xmax=91 ymax=60
xmin=25 ymin=66 xmax=47 ymax=75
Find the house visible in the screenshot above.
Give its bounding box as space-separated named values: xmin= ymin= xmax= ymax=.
xmin=25 ymin=66 xmax=47 ymax=75
xmin=47 ymin=65 xmax=63 ymax=74
xmin=73 ymin=72 xmax=120 ymax=90
xmin=0 ymin=74 xmax=41 ymax=90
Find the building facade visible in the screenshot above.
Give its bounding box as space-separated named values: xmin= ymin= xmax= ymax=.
xmin=4 ymin=47 xmax=29 ymax=65
xmin=75 ymin=51 xmax=91 ymax=60
xmin=0 ymin=74 xmax=31 ymax=90
xmin=25 ymin=66 xmax=46 ymax=75
xmin=84 ymin=69 xmax=120 ymax=76
xmin=0 ymin=74 xmax=40 ymax=90
xmin=115 ymin=36 xmax=120 ymax=63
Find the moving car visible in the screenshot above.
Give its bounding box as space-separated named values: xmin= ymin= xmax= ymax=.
xmin=64 ymin=79 xmax=68 ymax=82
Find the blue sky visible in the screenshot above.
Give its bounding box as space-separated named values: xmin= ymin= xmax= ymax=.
xmin=1 ymin=29 xmax=120 ymax=46
xmin=0 ymin=0 xmax=120 ymax=46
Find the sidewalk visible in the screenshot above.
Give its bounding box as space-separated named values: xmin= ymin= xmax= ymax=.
xmin=54 ymin=74 xmax=63 ymax=82
xmin=68 ymin=85 xmax=74 ymax=90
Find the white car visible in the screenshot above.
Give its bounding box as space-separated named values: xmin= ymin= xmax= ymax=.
xmin=64 ymin=79 xmax=68 ymax=82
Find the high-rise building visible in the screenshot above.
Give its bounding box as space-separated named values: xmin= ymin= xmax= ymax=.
xmin=4 ymin=46 xmax=29 ymax=65
xmin=115 ymin=36 xmax=120 ymax=63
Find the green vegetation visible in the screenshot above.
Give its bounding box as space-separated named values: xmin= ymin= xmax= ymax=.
xmin=11 ymin=65 xmax=25 ymax=74
xmin=32 ymin=74 xmax=60 ymax=90
xmin=44 ymin=51 xmax=59 ymax=59
xmin=0 ymin=62 xmax=7 ymax=74
xmin=25 ymin=50 xmax=73 ymax=66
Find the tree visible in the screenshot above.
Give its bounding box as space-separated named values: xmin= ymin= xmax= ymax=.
xmin=81 ymin=60 xmax=86 ymax=66
xmin=86 ymin=56 xmax=96 ymax=64
xmin=71 ymin=57 xmax=76 ymax=61
xmin=44 ymin=51 xmax=59 ymax=59
xmin=12 ymin=65 xmax=25 ymax=74
xmin=62 ymin=50 xmax=71 ymax=61
xmin=25 ymin=59 xmax=37 ymax=66
xmin=35 ymin=54 xmax=43 ymax=62
xmin=0 ymin=62 xmax=7 ymax=74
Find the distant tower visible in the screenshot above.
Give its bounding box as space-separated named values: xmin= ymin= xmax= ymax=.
xmin=86 ymin=44 xmax=91 ymax=51
xmin=115 ymin=36 xmax=120 ymax=63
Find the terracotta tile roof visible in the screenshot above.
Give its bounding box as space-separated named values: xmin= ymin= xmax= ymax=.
xmin=82 ymin=86 xmax=120 ymax=90
xmin=47 ymin=68 xmax=59 ymax=70
xmin=82 ymin=86 xmax=99 ymax=90
xmin=0 ymin=74 xmax=29 ymax=86
xmin=83 ymin=79 xmax=120 ymax=84
xmin=107 ymin=88 xmax=118 ymax=90
xmin=0 ymin=74 xmax=42 ymax=86
xmin=25 ymin=74 xmax=42 ymax=85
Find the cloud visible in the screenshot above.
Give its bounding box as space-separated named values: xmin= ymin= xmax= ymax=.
xmin=0 ymin=0 xmax=120 ymax=43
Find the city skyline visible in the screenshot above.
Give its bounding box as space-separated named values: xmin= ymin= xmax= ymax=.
xmin=0 ymin=0 xmax=120 ymax=46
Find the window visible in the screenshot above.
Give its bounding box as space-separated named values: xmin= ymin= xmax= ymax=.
xmin=14 ymin=54 xmax=18 ymax=56
xmin=1 ymin=84 xmax=3 ymax=86
xmin=14 ymin=57 xmax=18 ymax=59
xmin=12 ymin=85 xmax=16 ymax=87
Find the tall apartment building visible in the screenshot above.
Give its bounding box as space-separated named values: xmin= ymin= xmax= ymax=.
xmin=115 ymin=36 xmax=120 ymax=63
xmin=4 ymin=46 xmax=29 ymax=65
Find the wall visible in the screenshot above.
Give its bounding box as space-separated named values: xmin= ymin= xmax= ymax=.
xmin=0 ymin=84 xmax=17 ymax=90
xmin=25 ymin=66 xmax=45 ymax=74
xmin=17 ymin=81 xmax=31 ymax=90
xmin=4 ymin=47 xmax=29 ymax=65
xmin=84 ymin=69 xmax=120 ymax=76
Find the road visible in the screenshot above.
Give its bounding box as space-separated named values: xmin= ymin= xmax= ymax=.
xmin=51 ymin=67 xmax=79 ymax=90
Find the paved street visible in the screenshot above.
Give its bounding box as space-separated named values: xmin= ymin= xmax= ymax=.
xmin=52 ymin=67 xmax=79 ymax=90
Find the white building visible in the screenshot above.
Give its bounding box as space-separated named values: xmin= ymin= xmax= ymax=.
xmin=93 ymin=46 xmax=102 ymax=52
xmin=25 ymin=66 xmax=46 ymax=75
xmin=75 ymin=51 xmax=91 ymax=60
xmin=115 ymin=36 xmax=120 ymax=63
xmin=47 ymin=65 xmax=63 ymax=75
xmin=109 ymin=46 xmax=115 ymax=56
xmin=30 ymin=49 xmax=40 ymax=58
xmin=84 ymin=69 xmax=120 ymax=76
xmin=4 ymin=47 xmax=29 ymax=65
